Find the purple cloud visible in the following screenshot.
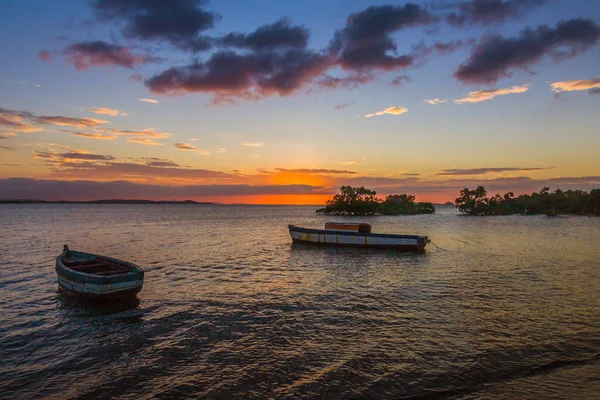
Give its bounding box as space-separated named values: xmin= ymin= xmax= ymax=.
xmin=65 ymin=41 xmax=160 ymax=70
xmin=91 ymin=0 xmax=217 ymax=51
xmin=330 ymin=4 xmax=435 ymax=71
xmin=218 ymin=19 xmax=309 ymax=51
xmin=445 ymin=0 xmax=549 ymax=26
xmin=455 ymin=18 xmax=600 ymax=84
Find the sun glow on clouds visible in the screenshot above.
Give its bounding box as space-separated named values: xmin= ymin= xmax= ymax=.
xmin=75 ymin=132 xmax=118 ymax=140
xmin=364 ymin=106 xmax=408 ymax=118
xmin=454 ymin=84 xmax=530 ymax=104
xmin=243 ymin=142 xmax=263 ymax=147
xmin=550 ymin=77 xmax=600 ymax=93
xmin=139 ymin=98 xmax=159 ymax=104
xmin=92 ymin=108 xmax=127 ymax=116
xmin=127 ymin=138 xmax=163 ymax=145
xmin=423 ymin=98 xmax=448 ymax=105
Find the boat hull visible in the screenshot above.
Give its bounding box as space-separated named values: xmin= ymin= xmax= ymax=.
xmin=289 ymin=225 xmax=428 ymax=252
xmin=55 ymin=251 xmax=144 ymax=299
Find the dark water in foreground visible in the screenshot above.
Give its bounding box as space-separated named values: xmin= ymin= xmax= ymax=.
xmin=1 ymin=204 xmax=599 ymax=399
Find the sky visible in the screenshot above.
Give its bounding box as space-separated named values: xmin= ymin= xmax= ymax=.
xmin=1 ymin=0 xmax=599 ymax=204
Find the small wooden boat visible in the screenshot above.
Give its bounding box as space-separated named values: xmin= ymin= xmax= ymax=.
xmin=55 ymin=245 xmax=144 ymax=299
xmin=288 ymin=222 xmax=430 ymax=252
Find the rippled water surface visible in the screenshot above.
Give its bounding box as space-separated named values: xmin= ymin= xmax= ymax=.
xmin=1 ymin=204 xmax=599 ymax=399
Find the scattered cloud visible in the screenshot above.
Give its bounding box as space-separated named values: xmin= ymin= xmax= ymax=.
xmin=0 ymin=108 xmax=44 ymax=132
xmin=274 ymin=168 xmax=356 ymax=175
xmin=37 ymin=116 xmax=110 ymax=128
xmin=0 ymin=145 xmax=16 ymax=151
xmin=74 ymin=132 xmax=118 ymax=140
xmin=444 ymin=0 xmax=549 ymax=27
xmin=454 ymin=19 xmax=600 ymax=84
xmin=454 ymin=84 xmax=530 ymax=104
xmin=437 ymin=166 xmax=552 ymax=175
xmin=107 ymin=128 xmax=170 ymax=139
xmin=175 ymin=143 xmax=197 ymax=151
xmin=329 ymin=4 xmax=434 ymax=71
xmin=216 ymin=148 xmax=227 ymax=153
xmin=242 ymin=142 xmax=263 ymax=148
xmin=65 ymin=41 xmax=160 ymax=70
xmin=127 ymin=138 xmax=163 ymax=146
xmin=550 ymin=77 xmax=600 ymax=94
xmin=129 ymin=72 xmax=143 ymax=82
xmin=145 ymin=47 xmax=329 ymax=102
xmin=38 ymin=50 xmax=53 ymax=62
xmin=391 ymin=75 xmax=411 ymax=86
xmin=337 ymin=161 xmax=356 ymax=166
xmin=317 ymin=73 xmax=374 ymax=90
xmin=139 ymin=98 xmax=159 ymax=104
xmin=60 ymin=151 xmax=115 ymax=161
xmin=364 ymin=106 xmax=408 ymax=118
xmin=218 ymin=19 xmax=309 ymax=51
xmin=92 ymin=107 xmax=127 ymax=116
xmin=252 ymin=154 xmax=261 ymax=157
xmin=91 ymin=0 xmax=218 ymax=52
xmin=144 ymin=158 xmax=179 ymax=167
xmin=424 ymin=98 xmax=448 ymax=105
xmin=335 ymin=102 xmax=354 ymax=110
xmin=0 ymin=132 xmax=18 ymax=139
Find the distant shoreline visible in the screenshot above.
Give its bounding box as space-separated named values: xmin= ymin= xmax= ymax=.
xmin=0 ymin=200 xmax=457 ymax=206
xmin=0 ymin=199 xmax=216 ymax=205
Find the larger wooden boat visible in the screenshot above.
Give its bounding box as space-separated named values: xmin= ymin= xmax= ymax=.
xmin=55 ymin=245 xmax=144 ymax=299
xmin=288 ymin=222 xmax=429 ymax=252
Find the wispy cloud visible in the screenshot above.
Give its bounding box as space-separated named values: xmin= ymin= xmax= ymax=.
xmin=74 ymin=132 xmax=118 ymax=140
xmin=216 ymin=148 xmax=227 ymax=153
xmin=175 ymin=143 xmax=197 ymax=151
xmin=424 ymin=98 xmax=448 ymax=105
xmin=0 ymin=145 xmax=16 ymax=151
xmin=0 ymin=132 xmax=17 ymax=139
xmin=37 ymin=116 xmax=110 ymax=128
xmin=92 ymin=107 xmax=128 ymax=116
xmin=364 ymin=106 xmax=408 ymax=118
xmin=127 ymin=138 xmax=163 ymax=146
xmin=391 ymin=75 xmax=411 ymax=86
xmin=65 ymin=41 xmax=160 ymax=70
xmin=454 ymin=84 xmax=530 ymax=104
xmin=437 ymin=166 xmax=552 ymax=176
xmin=243 ymin=142 xmax=263 ymax=148
xmin=337 ymin=161 xmax=356 ymax=166
xmin=252 ymin=154 xmax=261 ymax=157
xmin=139 ymin=98 xmax=159 ymax=104
xmin=275 ymin=168 xmax=356 ymax=174
xmin=335 ymin=102 xmax=354 ymax=110
xmin=550 ymin=77 xmax=600 ymax=94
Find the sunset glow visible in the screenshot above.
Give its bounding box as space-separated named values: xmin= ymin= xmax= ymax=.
xmin=1 ymin=1 xmax=599 ymax=203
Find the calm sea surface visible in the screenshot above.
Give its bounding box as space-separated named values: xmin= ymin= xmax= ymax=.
xmin=1 ymin=204 xmax=599 ymax=399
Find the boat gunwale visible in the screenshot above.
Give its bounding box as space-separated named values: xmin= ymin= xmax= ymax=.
xmin=288 ymin=225 xmax=428 ymax=241
xmin=56 ymin=250 xmax=144 ymax=285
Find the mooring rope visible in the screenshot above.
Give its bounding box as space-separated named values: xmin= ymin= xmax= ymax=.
xmin=29 ymin=257 xmax=57 ymax=266
xmin=429 ymin=240 xmax=449 ymax=252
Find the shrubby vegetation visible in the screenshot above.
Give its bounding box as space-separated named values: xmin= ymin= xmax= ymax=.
xmin=316 ymin=186 xmax=435 ymax=216
xmin=455 ymin=186 xmax=600 ymax=216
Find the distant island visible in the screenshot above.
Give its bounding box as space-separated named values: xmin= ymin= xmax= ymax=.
xmin=0 ymin=199 xmax=216 ymax=205
xmin=455 ymin=186 xmax=600 ymax=216
xmin=316 ymin=185 xmax=435 ymax=216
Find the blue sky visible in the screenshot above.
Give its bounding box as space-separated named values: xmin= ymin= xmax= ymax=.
xmin=1 ymin=0 xmax=599 ymax=203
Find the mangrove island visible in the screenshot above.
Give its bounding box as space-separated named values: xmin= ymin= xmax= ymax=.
xmin=455 ymin=186 xmax=600 ymax=216
xmin=316 ymin=186 xmax=435 ymax=216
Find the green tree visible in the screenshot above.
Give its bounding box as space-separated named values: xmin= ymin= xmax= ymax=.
xmin=316 ymin=186 xmax=380 ymax=215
